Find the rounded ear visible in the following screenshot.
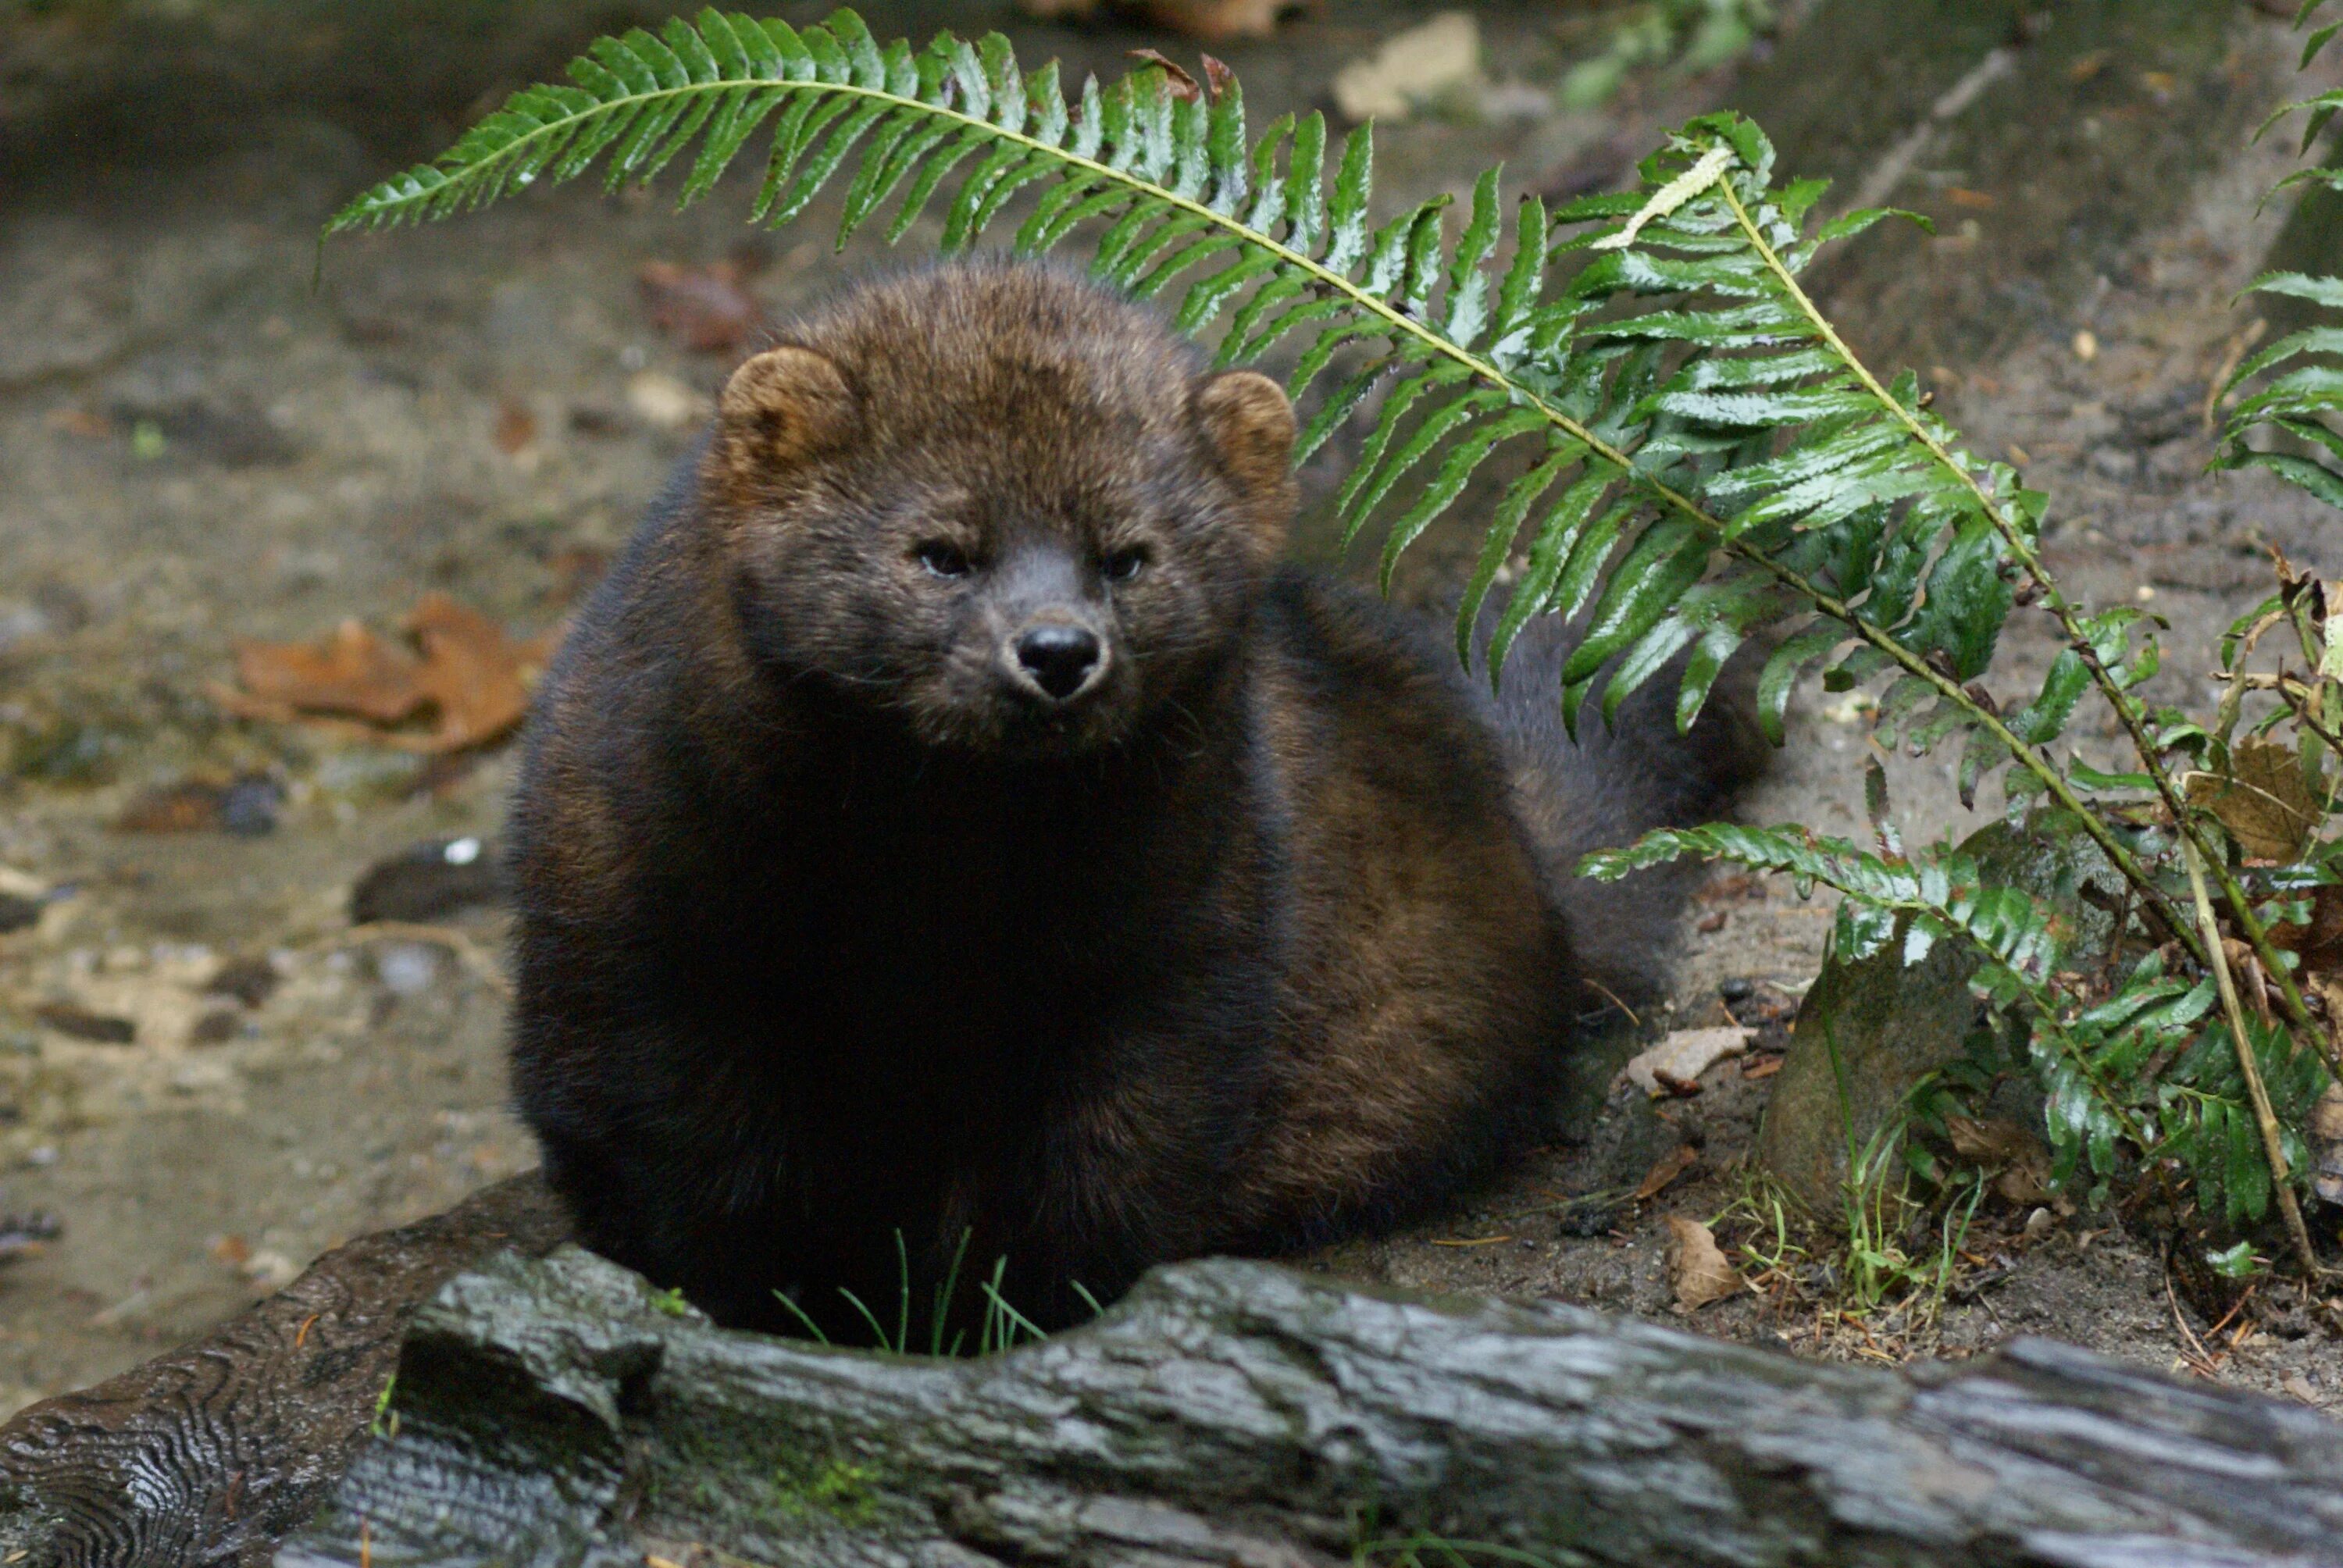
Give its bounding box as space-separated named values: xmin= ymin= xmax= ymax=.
xmin=1192 ymin=370 xmax=1296 ymax=519
xmin=715 ymin=346 xmax=858 ymax=476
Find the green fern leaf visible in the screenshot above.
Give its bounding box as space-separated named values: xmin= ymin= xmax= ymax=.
xmin=326 ymin=13 xmax=2088 ymax=808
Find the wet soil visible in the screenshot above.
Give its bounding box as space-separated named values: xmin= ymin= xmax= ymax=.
xmin=1 ymin=0 xmax=2338 ymax=1422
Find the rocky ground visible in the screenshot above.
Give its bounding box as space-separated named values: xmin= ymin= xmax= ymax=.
xmin=1 ymin=0 xmax=2338 ymax=1421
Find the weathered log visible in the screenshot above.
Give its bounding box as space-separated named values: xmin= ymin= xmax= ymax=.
xmin=275 ymin=1244 xmax=2343 ymax=1568
xmin=0 ymin=1175 xmax=569 ymax=1568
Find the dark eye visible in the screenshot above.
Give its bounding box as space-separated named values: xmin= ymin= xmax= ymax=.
xmin=916 ymin=541 xmax=972 ymax=579
xmin=1103 ymin=546 xmax=1148 ymax=584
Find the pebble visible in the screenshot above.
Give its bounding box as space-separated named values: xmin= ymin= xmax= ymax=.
xmin=351 ymin=836 xmax=500 ymax=924
xmin=373 ymin=943 xmax=442 ymax=997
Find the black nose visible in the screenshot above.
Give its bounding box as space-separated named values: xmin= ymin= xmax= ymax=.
xmin=1015 ymin=624 xmax=1102 ymax=701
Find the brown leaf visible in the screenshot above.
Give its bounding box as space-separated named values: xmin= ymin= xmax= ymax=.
xmin=224 ymin=597 xmax=560 ymax=754
xmin=1200 ymin=53 xmax=1236 ymax=102
xmin=1633 ymin=1143 xmax=1699 ymax=1203
xmin=492 ymin=398 xmax=538 ymax=455
xmin=1137 ymin=0 xmax=1293 ymax=41
xmin=116 ymin=781 xmax=226 ymax=834
xmin=1664 ymin=1214 xmax=1742 ymax=1310
xmin=1945 ymin=1115 xmax=2042 ymax=1167
xmin=405 ymin=593 xmax=560 ymax=752
xmin=2270 ymin=885 xmax=2343 ymax=980
xmin=1945 ymin=1114 xmax=2053 ymax=1205
xmin=233 ymin=618 xmax=424 ymax=725
xmin=2184 ymin=739 xmax=2320 ymax=862
xmin=637 ymin=261 xmax=766 ymax=355
xmin=1125 ymin=48 xmax=1202 ymax=102
xmin=2313 ymin=1081 xmax=2343 ymax=1208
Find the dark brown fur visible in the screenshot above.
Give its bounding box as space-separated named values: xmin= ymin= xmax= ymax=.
xmin=508 ymin=259 xmax=1760 ymax=1335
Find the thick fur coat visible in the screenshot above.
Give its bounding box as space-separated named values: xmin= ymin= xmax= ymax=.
xmin=508 ymin=260 xmax=1761 ymax=1334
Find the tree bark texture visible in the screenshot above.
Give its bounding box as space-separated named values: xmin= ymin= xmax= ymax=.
xmin=273 ymin=1245 xmax=2343 ymax=1568
xmin=0 ymin=1175 xmax=570 ymax=1568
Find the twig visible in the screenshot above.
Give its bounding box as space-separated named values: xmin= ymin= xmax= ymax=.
xmin=2181 ymin=838 xmax=2323 ymax=1281
xmin=1579 ymin=976 xmax=1641 ymax=1028
xmin=2164 ymin=1264 xmax=2224 ymax=1378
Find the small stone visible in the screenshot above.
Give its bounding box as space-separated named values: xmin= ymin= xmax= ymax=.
xmin=1624 ymin=1028 xmax=1753 ymax=1096
xmin=2023 ymin=1207 xmax=2056 ymax=1245
xmin=205 ymin=954 xmax=280 ymax=1010
xmin=373 ymin=943 xmax=442 ymax=997
xmin=625 ymin=370 xmax=706 ymax=431
xmin=32 ymin=1003 xmax=134 ymax=1045
xmin=241 ymin=1249 xmax=301 ymax=1291
xmin=218 ymin=775 xmax=284 ymax=837
xmin=351 ymin=837 xmax=501 ymax=924
xmin=2073 ymin=330 xmax=2100 ymax=362
xmin=188 ymin=1008 xmax=241 ymax=1046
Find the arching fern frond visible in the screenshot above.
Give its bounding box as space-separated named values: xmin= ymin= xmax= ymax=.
xmin=335 ymin=8 xmax=2343 ymax=1250
xmin=328 ymin=9 xmax=2131 ymax=854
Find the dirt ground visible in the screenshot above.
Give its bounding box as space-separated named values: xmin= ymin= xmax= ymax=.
xmin=1 ymin=0 xmax=2338 ymax=1424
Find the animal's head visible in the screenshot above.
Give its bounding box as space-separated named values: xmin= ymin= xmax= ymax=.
xmin=701 ymin=261 xmax=1295 ymax=756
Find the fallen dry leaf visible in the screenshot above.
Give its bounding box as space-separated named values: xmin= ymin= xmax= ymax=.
xmin=1945 ymin=1114 xmax=2054 ymax=1206
xmin=1624 ymin=1026 xmax=1753 ymax=1095
xmin=405 ymin=594 xmax=556 ymax=752
xmin=2313 ymin=1081 xmax=2343 ymax=1207
xmin=116 ymin=781 xmax=229 ymax=834
xmin=1136 ymin=0 xmax=1292 ymax=41
xmin=2184 ymin=739 xmax=2320 ymax=862
xmin=1945 ymin=1114 xmax=2042 ymax=1167
xmin=1664 ymin=1214 xmax=1742 ymax=1310
xmin=219 ymin=594 xmax=559 ymax=754
xmin=2270 ymin=885 xmax=2343 ymax=980
xmin=232 ymin=618 xmax=424 ymax=725
xmin=114 ymin=774 xmax=280 ymax=836
xmin=1332 ymin=11 xmax=1482 ymax=122
xmin=1633 ymin=1143 xmax=1699 ymax=1203
xmin=1021 ymin=0 xmax=1295 ymax=38
xmin=637 ymin=260 xmax=766 ymax=354
xmin=491 ymin=398 xmax=537 ymax=456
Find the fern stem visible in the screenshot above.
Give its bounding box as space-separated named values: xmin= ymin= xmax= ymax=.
xmin=1717 ymin=166 xmax=2324 ymax=1059
xmin=1710 ymin=173 xmax=2211 ymax=969
xmin=1744 ymin=562 xmax=2203 ymax=961
xmin=2181 ymin=838 xmax=2325 ymax=1280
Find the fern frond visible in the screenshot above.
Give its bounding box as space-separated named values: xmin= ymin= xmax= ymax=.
xmin=337 ymin=8 xmax=2343 ymax=1238
xmin=2214 ymin=273 xmax=2343 ymax=507
xmin=335 ymin=17 xmax=2190 ymax=928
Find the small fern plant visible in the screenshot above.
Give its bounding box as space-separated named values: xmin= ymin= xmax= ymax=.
xmin=331 ymin=9 xmax=2338 ymax=1273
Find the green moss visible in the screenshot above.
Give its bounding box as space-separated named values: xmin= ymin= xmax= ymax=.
xmin=770 ymin=1458 xmax=879 ymax=1529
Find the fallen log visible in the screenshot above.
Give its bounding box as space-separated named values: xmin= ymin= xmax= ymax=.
xmin=0 ymin=1175 xmax=569 ymax=1568
xmin=270 ymin=1244 xmax=2343 ymax=1568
